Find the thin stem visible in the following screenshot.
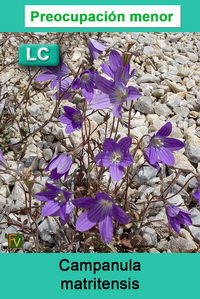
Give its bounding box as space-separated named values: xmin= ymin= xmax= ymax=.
xmin=128 ymin=101 xmax=133 ymax=137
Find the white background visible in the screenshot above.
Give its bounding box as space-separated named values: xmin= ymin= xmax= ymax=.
xmin=25 ymin=5 xmax=181 ymax=28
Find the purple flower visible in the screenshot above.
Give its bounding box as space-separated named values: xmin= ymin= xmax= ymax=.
xmin=166 ymin=205 xmax=192 ymax=233
xmin=89 ymin=89 xmax=112 ymax=110
xmin=53 ymin=78 xmax=74 ymax=101
xmin=193 ymin=183 xmax=200 ymax=204
xmin=72 ymin=70 xmax=97 ymax=101
xmin=95 ymin=137 xmax=133 ymax=182
xmin=145 ymin=122 xmax=184 ymax=170
xmin=94 ymin=75 xmax=142 ymax=118
xmin=35 ymin=61 xmax=68 ymax=89
xmin=87 ymin=38 xmax=108 ymax=61
xmin=101 ymin=50 xmax=135 ymax=85
xmin=0 ymin=149 xmax=6 ymax=170
xmin=45 ymin=154 xmax=72 ymax=181
xmin=35 ymin=183 xmax=74 ymax=226
xmin=73 ymin=192 xmax=129 ymax=244
xmin=58 ymin=106 xmax=84 ymax=134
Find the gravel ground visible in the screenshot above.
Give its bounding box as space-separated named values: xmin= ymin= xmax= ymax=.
xmin=0 ymin=32 xmax=200 ymax=253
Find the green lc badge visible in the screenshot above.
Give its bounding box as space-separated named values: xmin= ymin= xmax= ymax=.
xmin=18 ymin=44 xmax=59 ymax=66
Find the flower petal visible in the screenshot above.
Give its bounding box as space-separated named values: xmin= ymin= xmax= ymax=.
xmin=109 ymin=164 xmax=124 ymax=182
xmin=56 ymin=155 xmax=72 ymax=174
xmin=95 ymin=75 xmax=114 ymax=94
xmin=36 ymin=73 xmax=56 ymax=82
xmin=101 ymin=63 xmax=114 ymax=78
xmin=169 ymin=217 xmax=181 ymax=233
xmin=58 ymin=114 xmax=72 ymax=125
xmin=42 ymin=201 xmax=60 ymax=216
xmin=82 ymin=88 xmax=94 ymax=101
xmin=45 ymin=155 xmax=61 ymax=171
xmin=95 ymin=192 xmax=114 ymax=202
xmin=76 ymin=210 xmax=97 ymax=231
xmin=49 ymin=169 xmax=63 ymax=180
xmin=87 ymin=202 xmax=107 ymax=222
xmin=118 ymin=137 xmax=132 ymax=152
xmin=95 ymin=152 xmax=111 ymax=167
xmin=45 ymin=182 xmax=60 ymax=192
xmin=166 ymin=205 xmax=180 ymax=217
xmin=88 ymin=38 xmax=108 ymax=51
xmin=112 ymin=103 xmax=122 ymax=118
xmin=156 ymin=122 xmax=172 ymax=137
xmin=103 ymin=138 xmax=117 ymax=152
xmin=193 ymin=188 xmax=200 ymax=204
xmin=147 ymin=146 xmax=157 ymax=165
xmin=98 ymin=214 xmax=113 ymax=244
xmin=35 ymin=190 xmax=57 ymax=202
xmin=63 ymin=190 xmax=71 ymax=202
xmin=60 ymin=216 xmax=69 ymax=227
xmin=157 ymin=147 xmax=175 ymax=166
xmin=162 ymin=138 xmax=184 ymax=150
xmin=59 ymin=204 xmax=68 ymax=221
xmin=65 ymin=202 xmax=74 ymax=214
xmin=65 ymin=123 xmax=77 ymax=134
xmin=89 ymin=93 xmax=112 ymax=109
xmin=120 ymin=152 xmax=133 ymax=167
xmin=179 ymin=211 xmax=192 ymax=226
xmin=109 ymin=50 xmax=122 ymax=73
xmin=126 ymin=86 xmax=142 ymax=100
xmin=73 ymin=197 xmax=97 ymax=208
xmin=112 ymin=205 xmax=129 ymax=224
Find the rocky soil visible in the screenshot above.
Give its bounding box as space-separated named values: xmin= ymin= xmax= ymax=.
xmin=0 ymin=32 xmax=200 ymax=253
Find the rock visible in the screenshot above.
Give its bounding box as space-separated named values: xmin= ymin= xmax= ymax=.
xmin=174 ymin=106 xmax=190 ymax=118
xmin=10 ymin=182 xmax=26 ymax=211
xmin=43 ymin=148 xmax=53 ymax=161
xmin=189 ymin=208 xmax=200 ymax=226
xmin=188 ymin=226 xmax=200 ymax=243
xmin=130 ymin=118 xmax=146 ymax=128
xmin=140 ymin=227 xmax=157 ymax=247
xmin=0 ymin=174 xmax=15 ymax=185
xmin=173 ymin=53 xmax=189 ymax=65
xmin=186 ymin=173 xmax=198 ymax=189
xmin=185 ymin=140 xmax=200 ymax=163
xmin=23 ymin=242 xmax=32 ymax=251
xmin=166 ymin=194 xmax=184 ymax=206
xmin=154 ymin=104 xmax=172 ymax=116
xmin=157 ymin=240 xmax=170 ymax=252
xmin=131 ymin=126 xmax=148 ymax=139
xmin=38 ymin=218 xmax=59 ymax=243
xmin=22 ymin=153 xmax=39 ymax=170
xmin=185 ymin=78 xmax=195 ymax=90
xmin=152 ymin=89 xmax=164 ymax=98
xmin=29 ymin=103 xmax=42 ymax=116
xmin=165 ymin=80 xmax=186 ymax=93
xmin=143 ymin=46 xmax=154 ymax=55
xmin=90 ymin=111 xmax=104 ymax=124
xmin=168 ymin=33 xmax=182 ymax=42
xmin=149 ymin=248 xmax=160 ymax=253
xmin=134 ymin=96 xmax=154 ymax=114
xmin=162 ymin=73 xmax=181 ymax=82
xmin=166 ymin=93 xmax=184 ymax=108
xmin=177 ymin=66 xmax=190 ymax=77
xmin=133 ymin=164 xmax=158 ymax=186
xmin=0 ymin=195 xmax=7 ymax=211
xmin=187 ymin=52 xmax=198 ymax=62
xmin=136 ymin=74 xmax=160 ymax=84
xmin=71 ymin=50 xmax=82 ymax=61
xmin=32 ymin=176 xmax=49 ymax=194
xmin=170 ymin=236 xmax=197 ymax=252
xmin=173 ymin=152 xmax=196 ymax=172
xmin=157 ymin=39 xmax=167 ymax=49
